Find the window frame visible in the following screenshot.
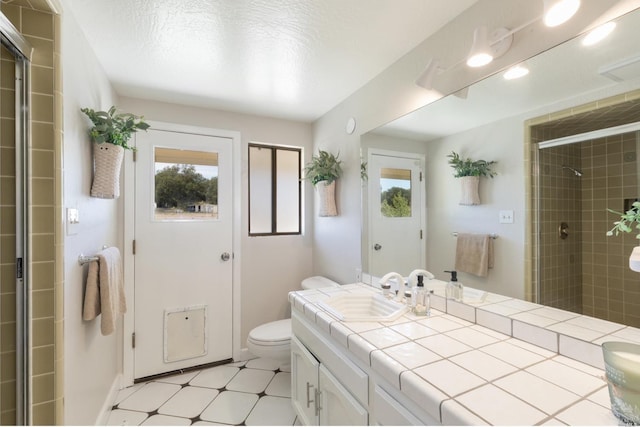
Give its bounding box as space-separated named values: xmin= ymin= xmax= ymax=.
xmin=248 ymin=143 xmax=302 ymax=236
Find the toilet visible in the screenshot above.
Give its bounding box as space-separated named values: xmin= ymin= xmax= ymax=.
xmin=247 ymin=276 xmax=340 ymax=363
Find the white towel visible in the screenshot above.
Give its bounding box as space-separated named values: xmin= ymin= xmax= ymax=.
xmin=454 ymin=233 xmax=494 ymax=277
xmin=82 ymin=247 xmax=126 ymax=335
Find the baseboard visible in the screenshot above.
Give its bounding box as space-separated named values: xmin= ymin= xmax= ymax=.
xmin=95 ymin=373 xmax=122 ymax=426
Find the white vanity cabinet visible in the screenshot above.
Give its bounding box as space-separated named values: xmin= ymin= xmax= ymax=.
xmin=291 ymin=336 xmax=368 ymax=425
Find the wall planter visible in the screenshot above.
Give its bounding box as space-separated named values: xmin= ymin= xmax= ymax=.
xmin=81 ymin=106 xmax=150 ymax=199
xmin=91 ymin=142 xmax=124 ymax=198
xmin=318 ymin=180 xmax=337 ymax=217
xmin=305 ymin=149 xmax=342 ymax=217
xmin=447 ymin=151 xmax=497 ymax=206
xmin=459 ymin=175 xmax=480 ymax=206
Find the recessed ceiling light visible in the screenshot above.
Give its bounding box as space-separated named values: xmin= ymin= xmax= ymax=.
xmin=582 ymin=21 xmax=616 ymax=46
xmin=504 ymin=63 xmax=530 ymax=80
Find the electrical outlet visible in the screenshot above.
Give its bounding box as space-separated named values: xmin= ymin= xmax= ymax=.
xmin=499 ymin=210 xmax=514 ymax=224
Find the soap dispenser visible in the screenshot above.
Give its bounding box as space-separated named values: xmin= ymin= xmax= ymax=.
xmin=412 ymin=275 xmax=429 ymax=316
xmin=444 ymin=270 xmax=463 ymax=302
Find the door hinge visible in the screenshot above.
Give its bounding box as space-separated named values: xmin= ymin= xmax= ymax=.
xmin=420 ymin=171 xmax=423 ymax=182
xmin=132 ymin=332 xmax=136 ymax=348
xmin=133 ymin=150 xmax=137 ymax=162
xmin=420 ymin=229 xmax=423 ymax=239
xmin=132 ymin=240 xmax=136 ymax=255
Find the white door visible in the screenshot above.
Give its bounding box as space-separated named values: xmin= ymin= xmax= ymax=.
xmin=133 ymin=128 xmax=233 ymax=379
xmin=368 ymin=152 xmax=424 ymax=278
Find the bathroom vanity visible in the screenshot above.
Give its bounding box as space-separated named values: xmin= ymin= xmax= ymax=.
xmin=289 ymin=282 xmax=638 ymax=425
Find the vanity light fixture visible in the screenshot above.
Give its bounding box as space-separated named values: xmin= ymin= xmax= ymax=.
xmin=543 ymin=0 xmax=580 ymax=27
xmin=415 ymin=58 xmax=442 ymax=89
xmin=466 ymin=26 xmax=513 ymax=68
xmin=503 ymin=62 xmax=530 ymax=80
xmin=582 ymin=21 xmax=616 ymax=46
xmin=466 ymin=26 xmax=493 ymax=67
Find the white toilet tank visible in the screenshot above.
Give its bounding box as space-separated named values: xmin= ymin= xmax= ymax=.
xmin=301 ymin=276 xmax=340 ymax=290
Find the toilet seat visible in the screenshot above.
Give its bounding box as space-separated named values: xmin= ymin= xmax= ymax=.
xmin=246 ymin=276 xmax=339 ymax=362
xmin=247 ymin=318 xmax=291 ymax=346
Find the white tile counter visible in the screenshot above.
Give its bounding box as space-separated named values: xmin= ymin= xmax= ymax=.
xmin=288 ymin=282 xmax=639 ymax=425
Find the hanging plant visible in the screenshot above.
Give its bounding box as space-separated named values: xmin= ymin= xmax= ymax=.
xmin=447 ymin=151 xmax=497 ymax=178
xmin=447 ymin=151 xmax=497 ymax=206
xmin=304 ymin=149 xmax=343 ymax=216
xmin=81 ymin=106 xmax=150 ymax=199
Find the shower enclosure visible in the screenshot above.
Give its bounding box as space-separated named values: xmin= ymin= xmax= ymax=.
xmin=535 ymin=104 xmax=640 ymax=328
xmin=0 ymin=13 xmax=31 ymax=426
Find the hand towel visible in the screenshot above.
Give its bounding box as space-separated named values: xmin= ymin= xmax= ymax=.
xmin=454 ymin=233 xmax=494 ymax=277
xmin=82 ymin=247 xmax=126 ymax=335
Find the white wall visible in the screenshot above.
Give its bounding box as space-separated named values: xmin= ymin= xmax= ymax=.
xmin=60 ymin=2 xmax=122 ymax=424
xmin=426 ymin=117 xmax=525 ymax=297
xmin=312 ymin=0 xmax=637 ymax=286
xmin=117 ymin=97 xmax=314 ymax=345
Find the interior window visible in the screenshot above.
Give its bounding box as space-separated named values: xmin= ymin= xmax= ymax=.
xmin=249 ymin=143 xmax=301 ymax=235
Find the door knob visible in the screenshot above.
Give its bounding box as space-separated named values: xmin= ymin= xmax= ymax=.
xmin=374 ymin=243 xmax=382 ymax=251
xmin=221 ymin=252 xmax=231 ymax=261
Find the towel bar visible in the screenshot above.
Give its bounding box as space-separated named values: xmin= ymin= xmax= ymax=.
xmin=78 ymin=254 xmax=99 ymax=266
xmin=78 ymin=245 xmax=109 ymax=266
xmin=452 ymin=232 xmax=498 ymax=239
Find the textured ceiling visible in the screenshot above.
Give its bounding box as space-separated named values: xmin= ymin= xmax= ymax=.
xmin=64 ymin=0 xmax=477 ymax=122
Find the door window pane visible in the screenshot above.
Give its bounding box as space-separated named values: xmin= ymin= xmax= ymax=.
xmin=380 ymin=168 xmax=411 ymax=217
xmin=154 ymin=147 xmax=219 ymax=221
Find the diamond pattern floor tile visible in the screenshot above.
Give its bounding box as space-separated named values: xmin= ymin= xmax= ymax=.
xmin=108 ymin=358 xmax=298 ymax=426
xmin=245 ymin=396 xmax=296 ymax=426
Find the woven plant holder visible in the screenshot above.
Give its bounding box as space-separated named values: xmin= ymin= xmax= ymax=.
xmin=91 ymin=142 xmax=125 ymax=199
xmin=459 ymin=176 xmax=480 ymax=205
xmin=318 ymin=180 xmax=338 ymax=217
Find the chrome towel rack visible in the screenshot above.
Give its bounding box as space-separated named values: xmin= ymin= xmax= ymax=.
xmin=78 ymin=245 xmax=108 ymax=266
xmin=452 ymin=232 xmax=498 ymax=239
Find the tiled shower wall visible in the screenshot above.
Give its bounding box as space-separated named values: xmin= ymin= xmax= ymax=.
xmin=581 ymin=132 xmax=640 ymax=326
xmin=536 ymin=129 xmax=640 ymax=328
xmin=538 ymin=144 xmax=583 ymax=313
xmin=0 ymin=1 xmax=60 ymax=425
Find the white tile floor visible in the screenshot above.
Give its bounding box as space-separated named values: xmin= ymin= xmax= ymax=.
xmin=107 ymin=359 xmax=298 ymax=426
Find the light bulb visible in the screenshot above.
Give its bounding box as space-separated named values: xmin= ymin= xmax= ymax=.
xmin=503 ymin=63 xmax=529 ymax=80
xmin=544 ymin=0 xmax=580 ymax=27
xmin=582 ymin=21 xmax=616 ymax=46
xmin=466 ymin=26 xmax=493 ymax=68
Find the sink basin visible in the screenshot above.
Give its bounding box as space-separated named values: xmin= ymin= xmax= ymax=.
xmin=317 ymin=292 xmax=408 ymax=322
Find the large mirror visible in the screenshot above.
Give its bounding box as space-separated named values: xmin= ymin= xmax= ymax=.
xmin=362 ymin=7 xmax=640 ymax=328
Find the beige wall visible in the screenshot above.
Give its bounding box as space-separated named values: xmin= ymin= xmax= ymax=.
xmin=60 ymin=0 xmax=122 ymax=424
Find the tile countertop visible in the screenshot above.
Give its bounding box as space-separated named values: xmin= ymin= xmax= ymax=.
xmin=288 ymin=282 xmax=640 ymax=426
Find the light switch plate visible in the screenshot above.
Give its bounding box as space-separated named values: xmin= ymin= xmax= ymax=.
xmin=66 ymin=208 xmax=79 ymax=235
xmin=499 ymin=210 xmax=514 ymax=224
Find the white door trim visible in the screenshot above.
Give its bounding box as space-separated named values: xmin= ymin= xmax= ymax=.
xmin=122 ymin=120 xmax=242 ymax=386
xmin=366 ymin=148 xmax=426 ymax=280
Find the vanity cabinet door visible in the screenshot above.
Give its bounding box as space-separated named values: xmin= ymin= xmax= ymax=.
xmin=371 ymin=385 xmax=423 ymax=425
xmin=291 ymin=336 xmax=320 ymax=425
xmin=318 ymin=364 xmax=368 ymax=426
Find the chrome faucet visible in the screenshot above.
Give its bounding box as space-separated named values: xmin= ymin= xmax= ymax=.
xmin=379 ymin=272 xmax=406 ymax=294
